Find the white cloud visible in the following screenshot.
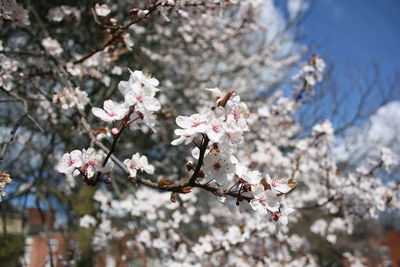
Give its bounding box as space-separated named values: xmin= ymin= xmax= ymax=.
xmin=287 ymin=0 xmax=309 ymax=20
xmin=334 ymin=101 xmax=400 ymax=166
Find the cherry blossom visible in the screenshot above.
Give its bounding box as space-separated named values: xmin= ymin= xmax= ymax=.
xmin=123 ymin=82 xmax=161 ymax=112
xmin=381 ymin=147 xmax=397 ymax=170
xmin=0 ymin=0 xmax=30 ymax=26
xmin=2 ymin=1 xmax=398 ymax=265
xmin=205 ymin=108 xmax=226 ymax=143
xmin=94 ymin=4 xmax=111 ymax=17
xmin=41 ymin=37 xmax=63 ymax=56
xmin=203 ymin=153 xmax=235 ymax=186
xmin=47 ymin=5 xmax=80 ymax=22
xmin=92 ymin=100 xmax=129 ymax=122
xmin=53 ymin=87 xmax=89 ymax=111
xmin=293 ymin=55 xmax=326 ymax=96
xmin=275 ymin=206 xmax=295 ymax=226
xmin=119 ymin=70 xmax=159 ymax=95
xmin=57 ymin=148 xmax=113 ymax=179
xmin=171 ymin=114 xmax=208 ymax=145
xmin=80 ymin=148 xmax=113 ymax=178
xmin=116 ymin=70 xmax=161 ymax=130
xmin=0 ymin=54 xmax=19 ymax=91
xmin=123 ymin=153 xmax=155 ymax=178
xmin=250 ymin=184 xmax=280 ymax=213
xmin=266 ymin=175 xmax=292 ymax=194
xmin=56 ymin=150 xmax=83 ymax=174
xmin=175 ymin=114 xmax=208 ymax=135
xmin=79 ymin=215 xmax=97 ymax=228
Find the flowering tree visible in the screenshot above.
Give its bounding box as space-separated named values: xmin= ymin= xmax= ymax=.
xmin=0 ymin=0 xmax=398 ymax=266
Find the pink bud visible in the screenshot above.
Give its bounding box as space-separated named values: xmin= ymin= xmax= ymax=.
xmin=198 ymin=170 xmax=205 ymax=179
xmin=137 ymin=10 xmax=149 ymax=18
xmin=130 ymin=8 xmax=139 ymax=15
xmin=216 ymin=188 xmax=224 ymax=196
xmin=111 ymin=127 xmax=119 ymax=136
xmin=104 ymin=177 xmax=112 ymax=184
xmin=186 ymin=161 xmax=194 ymax=171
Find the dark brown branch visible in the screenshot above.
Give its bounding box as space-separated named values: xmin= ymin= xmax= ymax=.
xmin=188 ymin=135 xmax=209 ymax=186
xmin=73 ymin=3 xmax=162 ymax=65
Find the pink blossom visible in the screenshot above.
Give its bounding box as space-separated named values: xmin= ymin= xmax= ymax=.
xmin=92 ymin=100 xmax=129 ymax=122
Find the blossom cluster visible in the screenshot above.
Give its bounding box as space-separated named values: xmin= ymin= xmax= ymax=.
xmin=52 ymin=87 xmax=89 ymax=111
xmin=56 ymin=148 xmax=113 ymax=180
xmin=172 ymin=88 xmax=250 ymax=186
xmin=380 ymin=147 xmax=398 ymax=170
xmin=47 ymin=5 xmax=81 ymax=22
xmin=293 ymin=55 xmax=326 ymax=96
xmin=41 ymin=37 xmax=63 ymax=56
xmin=3 ymin=1 xmax=399 ymax=265
xmin=95 ymin=4 xmax=111 ymax=17
xmin=172 ymin=88 xmax=248 ymax=147
xmin=92 ymin=70 xmax=161 ymax=131
xmin=0 ymin=54 xmax=19 ymax=91
xmin=0 ymin=0 xmax=30 ymax=26
xmin=123 ymin=153 xmax=155 ymax=178
xmin=172 ymin=88 xmax=296 ymax=223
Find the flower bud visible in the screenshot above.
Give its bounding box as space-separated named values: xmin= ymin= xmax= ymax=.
xmin=216 ymin=188 xmax=224 ymax=196
xmin=111 ymin=127 xmax=119 ymax=136
xmin=130 ymin=8 xmax=139 ymax=15
xmin=110 ymin=18 xmax=117 ymax=25
xmin=198 ymin=170 xmax=205 ymax=179
xmin=186 ymin=161 xmax=194 ymax=171
xmin=137 ymin=10 xmax=149 ymax=18
xmin=273 ymin=212 xmax=281 ymax=221
xmin=104 ymin=177 xmax=112 ymax=184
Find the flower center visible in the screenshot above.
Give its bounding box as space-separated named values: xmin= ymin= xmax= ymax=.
xmin=212 ymin=125 xmax=220 ymax=133
xmin=68 ymin=159 xmax=75 ymax=167
xmin=213 ymin=162 xmax=222 ymax=170
xmin=136 ymin=95 xmax=144 ymax=103
xmin=233 ymin=111 xmax=240 ymax=121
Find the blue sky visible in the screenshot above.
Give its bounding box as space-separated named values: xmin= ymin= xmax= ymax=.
xmin=303 ymin=0 xmax=400 ymax=78
xmin=283 ymin=0 xmax=400 ymax=131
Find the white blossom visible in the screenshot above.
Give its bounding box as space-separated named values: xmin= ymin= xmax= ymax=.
xmin=250 ymin=184 xmax=280 ymax=213
xmin=380 ymin=147 xmax=397 ymax=170
xmin=203 ymin=153 xmax=235 ymax=186
xmin=266 ymin=175 xmax=291 ymax=194
xmin=123 ymin=153 xmax=155 ymax=178
xmin=56 ymin=150 xmax=83 ymax=174
xmin=92 ymin=100 xmax=129 ymax=122
xmin=47 ymin=5 xmax=80 ymax=22
xmin=95 ymin=4 xmax=111 ymax=17
xmin=79 ymin=215 xmax=97 ymax=228
xmin=53 ymin=87 xmax=89 ymax=111
xmin=41 ymin=37 xmax=63 ymax=56
xmin=0 ymin=54 xmax=19 ymax=91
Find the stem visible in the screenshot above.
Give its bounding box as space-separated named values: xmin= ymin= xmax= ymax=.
xmin=188 ymin=135 xmax=209 ymax=186
xmin=91 ymin=107 xmax=134 ymax=186
xmin=73 ymin=3 xmax=162 ymax=65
